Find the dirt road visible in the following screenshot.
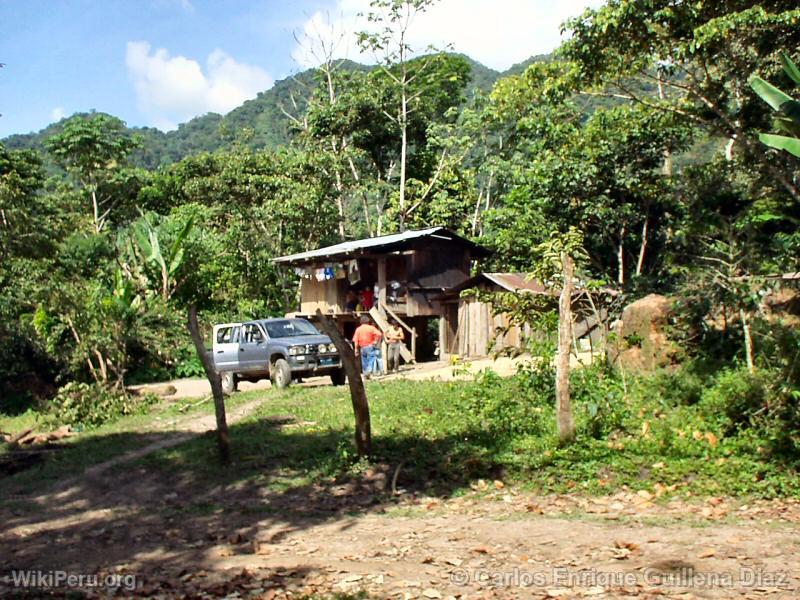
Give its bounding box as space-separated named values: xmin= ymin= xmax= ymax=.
xmin=137 ymin=354 xmax=539 ymax=401
xmin=2 ymin=467 xmax=798 ymax=598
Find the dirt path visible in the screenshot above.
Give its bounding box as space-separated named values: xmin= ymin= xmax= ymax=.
xmin=33 ymin=398 xmax=266 ymax=502
xmin=2 ymin=474 xmax=798 ymax=599
xmin=141 ymin=355 xmax=540 ymax=401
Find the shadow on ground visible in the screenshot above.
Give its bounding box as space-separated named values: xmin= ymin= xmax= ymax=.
xmin=0 ymin=413 xmax=501 ymax=596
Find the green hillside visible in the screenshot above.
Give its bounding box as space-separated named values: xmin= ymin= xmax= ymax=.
xmin=2 ymin=54 xmax=542 ymax=167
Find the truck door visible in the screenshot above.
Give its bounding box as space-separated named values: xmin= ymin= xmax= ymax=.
xmin=238 ymin=322 xmax=269 ymax=372
xmin=213 ymin=323 xmax=241 ymax=372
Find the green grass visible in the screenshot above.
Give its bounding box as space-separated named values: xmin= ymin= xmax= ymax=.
xmin=0 ymin=388 xmax=259 ymax=501
xmin=3 ymin=366 xmax=799 ymax=505
xmin=134 ymin=370 xmax=800 ymax=502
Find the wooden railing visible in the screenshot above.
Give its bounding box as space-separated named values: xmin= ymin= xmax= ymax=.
xmin=371 ymin=300 xmax=417 ymax=362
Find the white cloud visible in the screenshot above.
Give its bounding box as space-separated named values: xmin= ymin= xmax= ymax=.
xmin=292 ymin=0 xmax=604 ymax=71
xmin=151 ymin=0 xmax=194 ymax=12
xmin=125 ymin=41 xmax=273 ymax=130
xmin=51 ymin=106 xmax=66 ymax=121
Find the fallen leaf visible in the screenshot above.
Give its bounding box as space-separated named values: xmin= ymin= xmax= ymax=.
xmin=698 ymin=548 xmax=716 ymax=558
xmin=705 ymin=432 xmax=719 ymax=447
xmin=615 ymin=540 xmax=640 ymax=552
xmin=422 ymin=589 xmax=442 ymax=599
xmin=493 ymin=480 xmax=505 ymax=489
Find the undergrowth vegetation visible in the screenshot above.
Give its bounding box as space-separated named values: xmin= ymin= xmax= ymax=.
xmin=129 ymin=361 xmax=800 ymax=501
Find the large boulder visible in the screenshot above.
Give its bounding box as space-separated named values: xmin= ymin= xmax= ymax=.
xmin=763 ymin=288 xmax=800 ymax=327
xmin=609 ymin=294 xmax=680 ymax=371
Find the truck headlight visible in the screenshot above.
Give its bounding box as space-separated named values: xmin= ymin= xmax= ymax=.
xmin=288 ymin=346 xmax=305 ymax=356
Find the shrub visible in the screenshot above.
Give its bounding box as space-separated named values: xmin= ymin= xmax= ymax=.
xmin=699 ymin=368 xmax=771 ymax=433
xmin=173 ymin=346 xmax=205 ymax=378
xmin=635 ymin=366 xmax=705 ymax=407
xmin=455 ymin=364 xmax=552 ymax=437
xmin=47 ymin=382 xmax=158 ymax=429
xmin=572 ymin=365 xmax=629 ymax=439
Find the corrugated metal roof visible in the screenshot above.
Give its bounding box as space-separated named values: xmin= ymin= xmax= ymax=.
xmin=482 ymin=273 xmax=550 ymax=294
xmin=435 ymin=272 xmax=554 ymax=299
xmin=273 ymin=227 xmax=490 ymax=264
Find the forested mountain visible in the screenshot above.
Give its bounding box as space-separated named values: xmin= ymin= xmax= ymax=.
xmin=2 ymin=55 xmax=508 ymax=169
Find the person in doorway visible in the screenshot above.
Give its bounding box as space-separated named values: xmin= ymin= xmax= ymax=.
xmin=345 ymin=289 xmax=358 ymax=312
xmin=359 ymin=286 xmax=375 ymax=311
xmin=352 ymin=315 xmax=382 ymax=377
xmin=385 ymin=319 xmax=405 ymax=372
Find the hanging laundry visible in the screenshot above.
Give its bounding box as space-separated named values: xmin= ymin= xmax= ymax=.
xmin=347 ymin=259 xmax=361 ymax=284
xmin=315 ymin=268 xmax=326 ymax=282
xmin=335 ymin=264 xmax=347 ymax=279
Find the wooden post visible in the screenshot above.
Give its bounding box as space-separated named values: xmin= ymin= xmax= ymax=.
xmin=315 ymin=309 xmax=372 ymax=457
xmin=377 ymin=257 xmax=387 ymax=315
xmin=187 ymin=305 xmax=230 ymax=465
xmin=411 ymin=326 xmax=417 ymax=362
xmin=556 ymin=253 xmax=576 ymax=444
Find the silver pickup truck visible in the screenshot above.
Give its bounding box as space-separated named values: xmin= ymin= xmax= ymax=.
xmin=212 ymin=317 xmax=345 ymax=393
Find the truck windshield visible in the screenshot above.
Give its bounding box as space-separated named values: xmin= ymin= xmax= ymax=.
xmin=263 ymin=319 xmax=319 ymax=338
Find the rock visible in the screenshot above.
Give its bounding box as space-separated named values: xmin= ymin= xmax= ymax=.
xmin=608 ymin=294 xmax=680 ymax=371
xmin=129 ymin=383 xmax=177 ymax=397
xmin=763 ymin=288 xmax=800 ymax=327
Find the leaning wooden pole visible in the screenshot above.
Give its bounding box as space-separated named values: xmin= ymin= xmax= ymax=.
xmin=315 ymin=309 xmax=372 ymax=457
xmin=556 ymin=253 xmax=576 ymax=444
xmin=187 ymin=305 xmax=230 ymax=464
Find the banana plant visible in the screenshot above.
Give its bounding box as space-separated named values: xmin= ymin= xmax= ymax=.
xmin=749 ymin=52 xmax=800 ymax=158
xmin=132 ymin=211 xmax=194 ymax=301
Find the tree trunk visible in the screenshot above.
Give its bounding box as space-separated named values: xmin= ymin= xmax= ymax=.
xmin=636 ymin=215 xmax=648 ymax=277
xmin=187 ymin=305 xmax=230 ymax=464
xmin=315 ymin=309 xmax=371 ymax=457
xmin=556 ymin=253 xmax=576 ymax=444
xmin=617 ymin=225 xmax=626 ymax=286
xmin=740 ymin=307 xmax=755 ymax=374
xmin=398 ymin=95 xmax=408 ymax=232
xmin=91 ymin=188 xmax=101 ymax=233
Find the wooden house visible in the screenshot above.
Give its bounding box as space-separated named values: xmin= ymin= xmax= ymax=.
xmin=436 ymin=273 xmax=614 ymax=358
xmin=436 ymin=273 xmax=543 ymax=357
xmin=273 ymin=227 xmax=491 ymax=361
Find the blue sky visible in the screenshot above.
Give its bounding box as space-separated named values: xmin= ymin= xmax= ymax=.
xmin=0 ymin=0 xmax=602 ymax=137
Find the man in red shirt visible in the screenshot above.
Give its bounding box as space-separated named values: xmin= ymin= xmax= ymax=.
xmin=352 ymin=316 xmax=382 ymax=376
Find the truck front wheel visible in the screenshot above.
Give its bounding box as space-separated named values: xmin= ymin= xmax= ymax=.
xmin=330 ymin=368 xmax=346 ymax=386
xmin=271 ymin=358 xmax=292 ymax=389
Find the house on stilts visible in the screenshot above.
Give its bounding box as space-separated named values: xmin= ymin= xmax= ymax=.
xmin=273 ymin=227 xmax=612 ymax=363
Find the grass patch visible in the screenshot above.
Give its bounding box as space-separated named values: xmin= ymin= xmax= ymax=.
xmin=0 ymin=387 xmax=261 ymax=502
xmin=4 ymin=364 xmax=799 ymax=504
xmin=136 ymin=367 xmax=800 ymax=501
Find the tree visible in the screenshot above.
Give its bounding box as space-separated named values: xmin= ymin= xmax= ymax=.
xmin=46 ymin=114 xmax=141 ymax=232
xmin=561 ymin=1 xmax=800 ymax=200
xmin=481 ymin=61 xmax=691 ymax=287
xmin=531 ymin=228 xmax=589 ymax=445
xmin=358 ymin=0 xmax=439 ymax=231
xmin=188 ymin=305 xmax=230 ymax=464
xmin=0 ymin=144 xmax=46 ymax=263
